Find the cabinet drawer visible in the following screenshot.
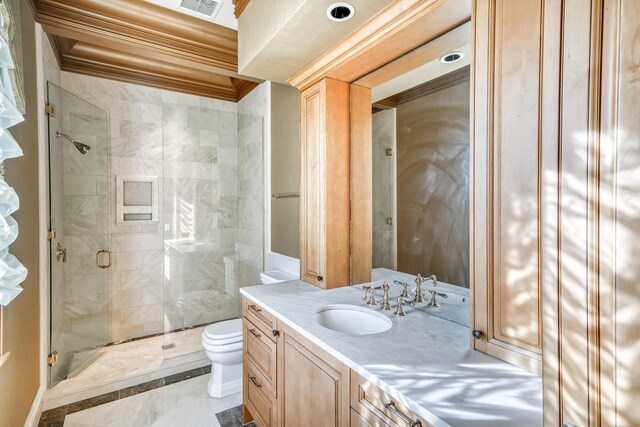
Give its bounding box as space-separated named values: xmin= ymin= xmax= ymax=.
xmin=244 ymin=361 xmax=276 ymax=427
xmin=351 ymin=408 xmax=389 ymax=427
xmin=243 ymin=317 xmax=277 ymax=396
xmin=242 ymin=297 xmax=277 ymax=335
xmin=350 ymin=371 xmax=432 ymax=427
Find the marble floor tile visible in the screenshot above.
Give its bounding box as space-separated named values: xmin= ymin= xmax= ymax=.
xmin=45 ymin=327 xmax=208 ymax=408
xmin=63 ymin=375 xmax=240 ymax=427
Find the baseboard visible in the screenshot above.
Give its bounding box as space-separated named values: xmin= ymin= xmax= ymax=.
xmin=24 ymin=385 xmax=46 ymax=427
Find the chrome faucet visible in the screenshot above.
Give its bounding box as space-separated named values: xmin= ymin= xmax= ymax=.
xmin=413 ymin=274 xmax=427 ymax=303
xmin=380 ymin=281 xmax=391 ymax=310
xmin=413 ymin=274 xmax=438 ymax=303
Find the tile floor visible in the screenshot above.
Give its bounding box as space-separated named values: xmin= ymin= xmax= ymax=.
xmin=45 ymin=326 xmax=209 ymax=409
xmin=60 ymin=374 xmax=245 ymax=427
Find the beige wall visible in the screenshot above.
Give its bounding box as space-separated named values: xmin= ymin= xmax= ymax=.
xmin=270 ymin=83 xmax=300 ymax=259
xmin=0 ymin=0 xmax=42 ymax=425
xmin=396 ymin=78 xmax=470 ymax=287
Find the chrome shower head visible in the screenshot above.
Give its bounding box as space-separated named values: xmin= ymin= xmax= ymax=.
xmin=56 ymin=132 xmax=91 ymax=155
xmin=74 ymin=141 xmax=92 ymax=155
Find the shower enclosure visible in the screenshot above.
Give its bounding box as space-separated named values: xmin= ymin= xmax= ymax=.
xmin=46 ymin=79 xmax=265 ymax=391
xmin=47 ymin=83 xmax=110 ymax=387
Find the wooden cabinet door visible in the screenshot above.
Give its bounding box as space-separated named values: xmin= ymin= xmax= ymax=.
xmin=300 ymin=81 xmax=325 ymax=287
xmin=299 ymin=78 xmax=350 ymax=289
xmin=280 ymin=326 xmax=350 ymax=427
xmin=472 ymin=0 xmax=562 ymax=373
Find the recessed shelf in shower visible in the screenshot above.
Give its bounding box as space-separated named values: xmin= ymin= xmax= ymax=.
xmin=116 ymin=175 xmax=159 ymax=224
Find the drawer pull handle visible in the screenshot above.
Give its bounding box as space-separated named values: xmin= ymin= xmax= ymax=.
xmin=250 ymin=376 xmax=262 ymax=388
xmin=249 ymin=328 xmax=261 ymax=338
xmin=272 ymin=329 xmax=279 ymax=337
xmin=249 ymin=304 xmax=262 ymax=313
xmin=383 ymin=401 xmax=422 ymax=427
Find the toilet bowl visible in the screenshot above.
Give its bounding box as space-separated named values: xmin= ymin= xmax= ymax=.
xmin=201 ymin=318 xmax=243 ymax=398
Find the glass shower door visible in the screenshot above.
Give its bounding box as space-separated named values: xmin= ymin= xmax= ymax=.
xmin=47 ymin=82 xmax=110 ymax=387
xmin=372 ymin=109 xmax=397 ymax=270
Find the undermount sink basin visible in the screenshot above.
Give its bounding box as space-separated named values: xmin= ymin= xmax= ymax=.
xmin=313 ymin=304 xmax=392 ymax=335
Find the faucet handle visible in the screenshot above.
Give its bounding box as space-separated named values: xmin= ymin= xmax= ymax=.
xmin=393 ymin=280 xmax=411 ymax=298
xmin=362 ymin=286 xmax=371 ymax=301
xmin=367 ymin=288 xmax=378 ymax=306
xmin=427 ymin=290 xmax=448 ymax=308
xmin=394 ymin=297 xmax=407 ymax=317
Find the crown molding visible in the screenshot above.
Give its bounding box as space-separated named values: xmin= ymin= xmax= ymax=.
xmin=376 ymin=65 xmax=470 ymax=108
xmin=59 ymin=39 xmax=241 ymax=101
xmin=232 ymin=0 xmax=251 ymax=19
xmin=231 ymin=77 xmax=260 ymax=102
xmin=287 ymin=0 xmax=471 ymax=90
xmin=34 ymin=0 xmax=261 ymax=102
xmin=33 ymin=0 xmax=238 ymax=73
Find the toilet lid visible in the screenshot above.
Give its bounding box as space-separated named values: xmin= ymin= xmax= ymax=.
xmin=203 ymin=318 xmax=242 ymax=340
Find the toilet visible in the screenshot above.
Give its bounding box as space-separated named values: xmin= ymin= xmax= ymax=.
xmin=202 ymin=270 xmax=297 ymax=397
xmin=201 ymin=318 xmax=243 ymax=398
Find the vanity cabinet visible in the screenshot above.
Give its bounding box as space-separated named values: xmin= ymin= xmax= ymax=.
xmin=299 ymin=78 xmax=351 ymax=290
xmin=243 ymin=297 xmax=434 ymax=427
xmin=242 ymin=297 xmax=279 ymax=427
xmin=279 ymin=323 xmax=350 ymax=427
xmin=350 ymin=372 xmax=431 ymax=427
xmin=242 ymin=297 xmax=350 ymax=427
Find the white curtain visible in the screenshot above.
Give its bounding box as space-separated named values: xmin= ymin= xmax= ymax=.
xmin=0 ymin=0 xmax=26 ymax=306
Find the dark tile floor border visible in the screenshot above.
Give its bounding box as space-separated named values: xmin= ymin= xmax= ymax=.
xmin=38 ymin=365 xmax=211 ymax=427
xmin=105 ymin=317 xmax=239 ymax=348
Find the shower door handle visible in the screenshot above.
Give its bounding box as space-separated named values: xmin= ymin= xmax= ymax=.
xmin=96 ymin=249 xmax=112 ymax=269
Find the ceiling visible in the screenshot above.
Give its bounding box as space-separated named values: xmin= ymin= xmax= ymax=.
xmin=144 ymin=0 xmax=238 ymax=29
xmin=237 ymin=0 xmax=394 ymax=83
xmin=372 ymin=44 xmax=471 ymax=103
xmin=28 ymin=0 xmax=259 ymax=102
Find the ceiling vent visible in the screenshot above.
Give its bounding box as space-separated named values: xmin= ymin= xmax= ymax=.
xmin=179 ymin=0 xmax=223 ymax=18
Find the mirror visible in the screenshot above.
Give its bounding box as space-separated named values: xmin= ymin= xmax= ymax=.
xmin=368 ymin=31 xmax=471 ymax=291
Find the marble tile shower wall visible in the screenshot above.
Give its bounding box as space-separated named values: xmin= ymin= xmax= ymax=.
xmin=162 ymin=98 xmax=240 ymax=331
xmin=59 ymin=73 xmax=261 ymax=342
xmin=59 ymin=94 xmax=110 ymax=352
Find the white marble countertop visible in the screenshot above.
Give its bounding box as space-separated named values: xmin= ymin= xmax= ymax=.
xmin=239 ymin=271 xmax=543 ymax=427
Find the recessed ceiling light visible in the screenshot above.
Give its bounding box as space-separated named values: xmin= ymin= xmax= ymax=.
xmin=440 ymin=51 xmax=464 ymax=64
xmin=327 ymin=2 xmax=355 ymax=22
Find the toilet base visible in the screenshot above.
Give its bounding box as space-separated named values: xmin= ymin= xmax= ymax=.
xmin=207 ymin=361 xmax=242 ymax=398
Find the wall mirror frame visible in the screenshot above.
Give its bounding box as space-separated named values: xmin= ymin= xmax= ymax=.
xmin=291 ymin=0 xmax=473 ymax=289
xmin=290 ymin=0 xmax=545 ymax=373
xmin=288 ymin=0 xmax=549 ymax=408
